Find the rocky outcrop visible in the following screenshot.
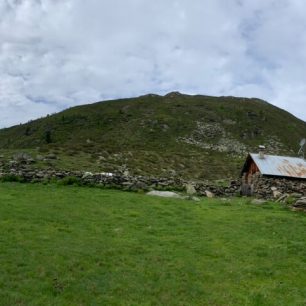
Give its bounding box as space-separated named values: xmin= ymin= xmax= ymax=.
xmin=178 ymin=121 xmax=247 ymax=156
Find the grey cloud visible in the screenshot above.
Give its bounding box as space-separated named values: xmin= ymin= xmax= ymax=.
xmin=0 ymin=0 xmax=306 ymax=127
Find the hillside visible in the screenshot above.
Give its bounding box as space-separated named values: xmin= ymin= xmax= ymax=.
xmin=0 ymin=92 xmax=305 ymax=180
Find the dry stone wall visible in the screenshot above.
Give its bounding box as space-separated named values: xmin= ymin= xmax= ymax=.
xmin=0 ymin=161 xmax=241 ymax=197
xmin=248 ymin=173 xmax=306 ymax=199
xmin=4 ymin=160 xmax=305 ymax=200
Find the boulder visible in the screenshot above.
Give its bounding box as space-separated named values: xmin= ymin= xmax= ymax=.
xmin=276 ymin=194 xmax=288 ymax=203
xmin=292 ymin=197 xmax=306 ymax=210
xmin=205 ymin=190 xmax=214 ymax=198
xmin=191 ymin=196 xmax=200 ymax=202
xmin=185 ymin=183 xmax=196 ymax=195
xmin=36 ymin=155 xmax=44 ymax=161
xmin=273 ymin=190 xmax=282 ymax=198
xmin=147 ymin=191 xmax=183 ymax=199
xmin=251 ymin=199 xmax=267 ymax=205
xmin=290 ymin=193 xmax=303 ymax=199
xmin=82 ymin=172 xmax=93 ymax=179
xmin=46 ymin=153 xmax=57 ymax=160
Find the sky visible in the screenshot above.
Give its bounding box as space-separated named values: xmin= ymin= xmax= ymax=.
xmin=1 ymin=0 xmax=306 ymax=127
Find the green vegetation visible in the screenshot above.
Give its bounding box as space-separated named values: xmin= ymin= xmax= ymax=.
xmin=0 ymin=93 xmax=305 ymax=180
xmin=1 ymin=183 xmax=306 ymax=305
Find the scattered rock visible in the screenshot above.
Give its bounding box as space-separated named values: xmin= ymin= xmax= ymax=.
xmin=251 ymin=199 xmax=267 ymax=205
xmin=191 ymin=196 xmax=200 ymax=202
xmin=13 ymin=152 xmax=34 ymax=163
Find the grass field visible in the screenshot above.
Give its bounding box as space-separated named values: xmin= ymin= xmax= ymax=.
xmin=0 ymin=183 xmax=306 ymax=305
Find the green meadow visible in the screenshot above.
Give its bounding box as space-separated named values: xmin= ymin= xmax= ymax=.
xmin=0 ymin=183 xmax=306 ymax=305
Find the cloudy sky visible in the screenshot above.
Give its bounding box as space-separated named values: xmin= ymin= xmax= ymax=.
xmin=1 ymin=0 xmax=306 ymax=127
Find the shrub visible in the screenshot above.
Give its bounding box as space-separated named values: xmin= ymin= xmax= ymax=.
xmin=58 ymin=176 xmax=81 ymax=186
xmin=285 ymin=196 xmax=296 ymax=206
xmin=0 ymin=174 xmax=25 ymax=183
xmin=38 ymin=147 xmax=49 ymax=153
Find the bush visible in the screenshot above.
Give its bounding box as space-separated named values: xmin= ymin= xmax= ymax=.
xmin=0 ymin=174 xmax=25 ymax=183
xmin=285 ymin=196 xmax=296 ymax=206
xmin=58 ymin=176 xmax=82 ymax=186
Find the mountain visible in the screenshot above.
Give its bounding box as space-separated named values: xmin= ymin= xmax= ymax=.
xmin=0 ymin=92 xmax=305 ymax=181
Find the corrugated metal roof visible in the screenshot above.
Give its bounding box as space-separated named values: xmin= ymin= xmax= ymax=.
xmin=250 ymin=153 xmax=306 ymax=179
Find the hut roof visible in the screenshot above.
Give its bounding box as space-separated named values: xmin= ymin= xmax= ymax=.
xmin=243 ymin=153 xmax=306 ymax=179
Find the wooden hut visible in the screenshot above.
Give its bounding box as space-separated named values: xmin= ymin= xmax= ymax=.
xmin=241 ymin=147 xmax=306 ymax=196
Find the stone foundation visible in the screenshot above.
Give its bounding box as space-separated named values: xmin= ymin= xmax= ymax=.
xmin=246 ymin=173 xmax=306 ymax=199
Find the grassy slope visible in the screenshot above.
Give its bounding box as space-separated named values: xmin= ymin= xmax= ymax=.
xmin=0 ymin=93 xmax=305 ymax=180
xmin=1 ymin=183 xmax=306 ymax=305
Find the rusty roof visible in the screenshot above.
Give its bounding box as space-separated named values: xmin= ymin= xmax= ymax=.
xmin=250 ymin=153 xmax=306 ymax=179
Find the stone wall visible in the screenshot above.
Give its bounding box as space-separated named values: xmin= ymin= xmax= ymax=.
xmin=0 ymin=162 xmax=241 ymax=197
xmin=247 ymin=173 xmax=306 ymax=199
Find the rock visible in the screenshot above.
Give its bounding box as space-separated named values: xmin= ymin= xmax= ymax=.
xmin=292 ymin=197 xmax=306 ymax=209
xmin=205 ymin=190 xmax=214 ymax=198
xmin=290 ymin=193 xmax=303 ymax=199
xmin=82 ymin=172 xmax=93 ymax=179
xmin=276 ymin=194 xmax=288 ymax=203
xmin=36 ymin=171 xmax=45 ymax=178
xmin=13 ymin=152 xmax=33 ymax=163
xmin=147 ymin=191 xmax=183 ymax=199
xmin=36 ymin=155 xmax=44 ymax=161
xmin=273 ymin=190 xmax=282 ymax=198
xmin=191 ymin=196 xmax=200 ymax=202
xmin=130 ymin=181 xmax=148 ymax=191
xmin=46 ymin=153 xmax=57 ymax=160
xmin=271 ymin=186 xmax=278 ymax=191
xmin=185 ymin=183 xmax=196 ymax=195
xmin=161 ymin=124 xmax=169 ymax=131
xmin=123 ymin=170 xmax=130 ymax=177
xmin=251 ymin=199 xmax=267 ymax=205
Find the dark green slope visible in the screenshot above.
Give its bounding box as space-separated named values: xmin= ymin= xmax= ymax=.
xmin=0 ymin=92 xmax=305 ymax=180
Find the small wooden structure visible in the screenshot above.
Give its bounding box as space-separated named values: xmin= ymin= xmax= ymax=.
xmin=241 ymin=149 xmax=306 ymax=196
